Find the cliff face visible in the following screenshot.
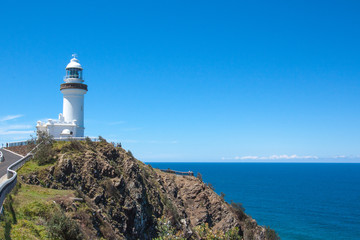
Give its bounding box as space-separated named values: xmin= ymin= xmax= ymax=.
xmin=18 ymin=140 xmax=275 ymax=240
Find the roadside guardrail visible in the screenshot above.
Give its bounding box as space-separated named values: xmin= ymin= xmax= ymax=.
xmin=0 ymin=143 xmax=41 ymax=215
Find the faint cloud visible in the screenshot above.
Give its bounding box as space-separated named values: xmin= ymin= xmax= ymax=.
xmin=106 ymin=139 xmax=178 ymax=145
xmin=108 ymin=121 xmax=126 ymax=125
xmin=0 ymin=124 xmax=33 ymax=130
xmin=138 ymin=153 xmax=183 ymax=160
xmin=0 ymin=130 xmax=34 ymax=135
xmin=222 ymin=154 xmax=319 ymax=160
xmin=147 ymin=140 xmax=178 ymax=144
xmin=121 ymin=139 xmax=139 ymax=143
xmin=120 ymin=127 xmax=142 ymax=132
xmin=331 ymin=155 xmax=347 ymax=159
xmin=0 ymin=122 xmax=34 ymax=143
xmin=0 ymin=114 xmax=23 ymax=122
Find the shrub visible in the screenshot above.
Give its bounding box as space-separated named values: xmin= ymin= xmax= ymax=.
xmin=265 ymin=226 xmax=280 ymax=240
xmin=154 ymin=217 xmax=185 ymax=240
xmin=197 ymin=172 xmax=203 ymax=182
xmin=193 ymin=223 xmax=241 ymax=240
xmin=33 ymin=132 xmax=55 ymax=165
xmin=85 ymin=136 xmax=95 ymax=148
xmin=46 ymin=210 xmax=83 ymax=240
xmin=26 ymin=135 xmax=37 ymax=153
xmin=206 ymin=183 xmax=215 ymax=191
xmin=20 ymin=202 xmax=51 ymax=219
xmin=225 ymin=227 xmax=242 ymax=240
xmin=220 ymin=192 xmax=226 ymax=200
xmin=127 ymin=150 xmax=134 ymax=158
xmin=230 ymin=201 xmax=246 ymax=221
xmin=61 ymin=139 xmax=83 ymax=152
xmin=98 ymin=136 xmax=107 ymax=143
xmin=162 ymin=196 xmax=180 ymax=223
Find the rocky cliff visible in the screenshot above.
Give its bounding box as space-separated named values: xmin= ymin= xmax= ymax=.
xmin=5 ymin=139 xmax=278 ymax=239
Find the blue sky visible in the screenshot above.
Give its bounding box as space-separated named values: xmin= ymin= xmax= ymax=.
xmin=0 ymin=0 xmax=359 ymax=162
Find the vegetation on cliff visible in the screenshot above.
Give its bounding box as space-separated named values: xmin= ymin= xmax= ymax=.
xmin=0 ymin=137 xmax=279 ymax=240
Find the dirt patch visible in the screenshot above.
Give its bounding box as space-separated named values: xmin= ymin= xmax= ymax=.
xmin=5 ymin=145 xmax=30 ymax=156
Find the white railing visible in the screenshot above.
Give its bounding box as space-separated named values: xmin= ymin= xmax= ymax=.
xmin=0 ymin=154 xmax=33 ymax=213
xmin=5 ymin=137 xmax=99 ymax=147
xmin=5 ymin=140 xmax=29 ymax=147
xmin=54 ymin=137 xmax=99 ymax=142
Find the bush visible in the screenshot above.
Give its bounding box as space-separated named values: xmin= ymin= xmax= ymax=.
xmin=20 ymin=202 xmax=51 ymax=219
xmin=61 ymin=139 xmax=83 ymax=152
xmin=220 ymin=192 xmax=226 ymax=200
xmin=197 ymin=172 xmax=203 ymax=182
xmin=33 ymin=132 xmax=55 ymax=165
xmin=36 ymin=130 xmax=54 ymax=145
xmin=193 ymin=223 xmax=241 ymax=240
xmin=127 ymin=150 xmax=134 ymax=158
xmin=206 ymin=183 xmax=215 ymax=191
xmin=26 ymin=135 xmax=37 ymax=153
xmin=98 ymin=136 xmax=107 ymax=143
xmin=230 ymin=201 xmax=246 ymax=221
xmin=85 ymin=136 xmax=95 ymax=148
xmin=265 ymin=226 xmax=280 ymax=240
xmin=46 ymin=210 xmax=83 ymax=240
xmin=154 ymin=217 xmax=185 ymax=240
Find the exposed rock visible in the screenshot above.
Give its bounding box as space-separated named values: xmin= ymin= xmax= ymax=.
xmin=21 ymin=141 xmax=276 ymax=239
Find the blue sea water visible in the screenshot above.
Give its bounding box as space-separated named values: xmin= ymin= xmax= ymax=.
xmin=146 ymin=163 xmax=360 ymax=240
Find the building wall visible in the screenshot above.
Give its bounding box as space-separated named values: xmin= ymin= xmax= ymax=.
xmin=61 ymin=88 xmax=86 ymax=131
xmin=36 ymin=121 xmax=80 ymax=138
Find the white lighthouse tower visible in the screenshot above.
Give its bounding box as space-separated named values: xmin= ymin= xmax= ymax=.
xmin=61 ymin=54 xmax=88 ymax=137
xmin=36 ymin=54 xmax=88 ymax=138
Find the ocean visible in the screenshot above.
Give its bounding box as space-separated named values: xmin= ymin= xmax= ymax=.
xmin=146 ymin=163 xmax=360 ymax=240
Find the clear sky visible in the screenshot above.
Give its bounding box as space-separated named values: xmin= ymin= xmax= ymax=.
xmin=0 ymin=0 xmax=359 ymax=162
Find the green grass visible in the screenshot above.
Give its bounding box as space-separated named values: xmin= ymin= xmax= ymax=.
xmin=17 ymin=160 xmax=55 ymax=176
xmin=13 ymin=183 xmax=74 ymax=206
xmin=0 ymin=182 xmax=75 ymax=240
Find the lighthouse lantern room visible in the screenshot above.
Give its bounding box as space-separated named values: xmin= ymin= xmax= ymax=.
xmin=36 ymin=54 xmax=88 ymax=138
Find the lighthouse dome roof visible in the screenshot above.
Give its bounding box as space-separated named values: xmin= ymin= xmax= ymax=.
xmin=61 ymin=129 xmax=71 ymax=135
xmin=66 ymin=56 xmax=83 ymax=70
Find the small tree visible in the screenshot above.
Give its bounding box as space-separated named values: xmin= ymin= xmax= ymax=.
xmin=230 ymin=201 xmax=246 ymax=221
xmin=98 ymin=136 xmax=107 ymax=143
xmin=127 ymin=150 xmax=134 ymax=158
xmin=33 ymin=131 xmax=55 ymax=165
xmin=265 ymin=226 xmax=280 ymax=240
xmin=26 ymin=134 xmax=37 ymax=153
xmin=220 ymin=192 xmax=226 ymax=200
xmin=207 ymin=183 xmax=215 ymax=191
xmin=197 ymin=172 xmax=203 ymax=182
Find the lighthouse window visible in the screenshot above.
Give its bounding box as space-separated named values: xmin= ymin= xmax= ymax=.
xmin=67 ymin=68 xmax=82 ymax=79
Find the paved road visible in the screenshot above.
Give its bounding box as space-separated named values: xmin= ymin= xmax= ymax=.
xmin=0 ymin=149 xmax=23 ymax=177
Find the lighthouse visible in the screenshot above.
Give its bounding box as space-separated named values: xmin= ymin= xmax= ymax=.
xmin=36 ymin=55 xmax=88 ymax=138
xmin=61 ymin=55 xmax=88 ymax=137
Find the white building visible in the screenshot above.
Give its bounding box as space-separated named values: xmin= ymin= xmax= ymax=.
xmin=36 ymin=55 xmax=88 ymax=138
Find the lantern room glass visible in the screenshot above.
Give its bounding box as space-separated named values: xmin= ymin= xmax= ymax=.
xmin=66 ymin=68 xmax=83 ymax=79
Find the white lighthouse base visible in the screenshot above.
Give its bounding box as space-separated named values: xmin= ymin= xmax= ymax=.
xmin=36 ymin=113 xmax=84 ymax=139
